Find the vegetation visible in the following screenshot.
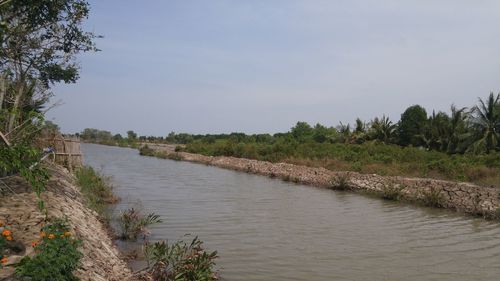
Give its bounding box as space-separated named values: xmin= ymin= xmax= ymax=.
xmin=83 ymin=94 xmax=500 ymax=187
xmin=0 ymin=0 xmax=97 ymax=212
xmin=330 ymin=174 xmax=352 ymax=191
xmin=75 ymin=166 xmax=117 ymax=220
xmin=15 ymin=219 xmax=82 ymax=281
xmin=144 ymin=236 xmax=218 ymax=281
xmin=0 ymin=1 xmax=96 ymax=279
xmin=419 ymin=188 xmax=446 ymax=208
xmin=118 ymin=207 xmax=161 ymax=241
xmin=0 ymin=222 xmax=13 ymax=267
xmin=381 ymin=184 xmax=405 ymax=201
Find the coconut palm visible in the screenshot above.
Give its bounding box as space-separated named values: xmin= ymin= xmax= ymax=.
xmin=468 ymin=92 xmax=500 ymax=153
xmin=369 ymin=115 xmax=396 ymax=143
xmin=447 ymin=105 xmax=468 ymax=154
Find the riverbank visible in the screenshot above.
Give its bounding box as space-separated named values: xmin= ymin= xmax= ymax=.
xmin=0 ymin=164 xmax=132 ymax=281
xmin=142 ymin=144 xmax=500 ymax=220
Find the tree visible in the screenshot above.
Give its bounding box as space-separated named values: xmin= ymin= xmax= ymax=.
xmin=468 ymin=92 xmax=500 ymax=153
xmin=369 ymin=115 xmax=396 ymax=143
xmin=0 ymin=0 xmax=98 ymax=134
xmin=447 ymin=105 xmax=468 ymax=154
xmin=291 ymin=121 xmax=313 ymax=143
xmin=419 ymin=111 xmax=450 ymax=151
xmin=336 ymin=122 xmax=351 ymax=144
xmin=398 ymin=105 xmax=427 ymax=147
xmin=127 ymin=130 xmax=137 ymax=141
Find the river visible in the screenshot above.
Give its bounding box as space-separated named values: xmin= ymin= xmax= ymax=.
xmin=82 ymin=143 xmax=500 ymax=281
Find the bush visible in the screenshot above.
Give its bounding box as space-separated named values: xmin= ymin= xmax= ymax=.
xmin=144 ymin=236 xmax=218 ymax=281
xmin=118 ymin=208 xmax=161 ymax=241
xmin=15 ymin=218 xmax=82 ymax=281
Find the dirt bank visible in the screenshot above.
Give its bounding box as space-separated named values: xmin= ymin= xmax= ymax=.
xmin=145 ymin=144 xmax=500 ymax=219
xmin=0 ymin=165 xmax=132 ymax=281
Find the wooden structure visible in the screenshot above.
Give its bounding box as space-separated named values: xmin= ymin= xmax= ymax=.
xmin=39 ymin=133 xmax=83 ymax=171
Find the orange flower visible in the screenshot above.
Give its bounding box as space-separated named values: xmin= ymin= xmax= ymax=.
xmin=5 ymin=236 xmax=12 ymax=241
xmin=1 ymin=229 xmax=11 ymax=237
xmin=0 ymin=257 xmax=7 ymax=264
xmin=48 ymin=234 xmax=55 ymax=239
xmin=40 ymin=232 xmax=46 ymax=238
xmin=64 ymin=231 xmax=72 ymax=237
xmin=31 ymin=241 xmax=39 ymax=247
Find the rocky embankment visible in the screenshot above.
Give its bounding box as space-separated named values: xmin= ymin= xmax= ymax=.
xmin=0 ymin=165 xmax=132 ymax=281
xmin=145 ymin=144 xmax=500 ymax=219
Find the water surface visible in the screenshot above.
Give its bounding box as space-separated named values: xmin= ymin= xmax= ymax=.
xmin=82 ymin=143 xmax=500 ymax=281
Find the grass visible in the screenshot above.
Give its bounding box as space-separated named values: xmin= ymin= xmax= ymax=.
xmin=420 ymin=187 xmax=446 ymax=208
xmin=75 ymin=166 xmax=118 ymax=221
xmin=381 ymin=184 xmax=404 ymax=201
xmin=329 ymin=173 xmax=352 ymax=191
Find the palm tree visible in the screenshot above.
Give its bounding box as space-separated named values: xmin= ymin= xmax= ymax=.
xmin=369 ymin=115 xmax=396 ymax=143
xmin=468 ymin=92 xmax=500 ymax=153
xmin=447 ymin=105 xmax=468 ymax=154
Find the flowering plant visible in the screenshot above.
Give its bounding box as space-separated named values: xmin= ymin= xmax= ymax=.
xmin=15 ymin=218 xmax=82 ymax=281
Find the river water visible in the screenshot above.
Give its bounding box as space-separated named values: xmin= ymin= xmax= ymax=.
xmin=82 ymin=143 xmax=500 ymax=281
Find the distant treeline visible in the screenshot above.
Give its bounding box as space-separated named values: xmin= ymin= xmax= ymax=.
xmin=81 ymin=93 xmax=500 ymax=155
xmin=79 ymin=93 xmax=500 ymax=186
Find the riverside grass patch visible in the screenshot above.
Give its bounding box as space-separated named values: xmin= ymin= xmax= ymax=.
xmin=75 ymin=166 xmax=117 ymax=220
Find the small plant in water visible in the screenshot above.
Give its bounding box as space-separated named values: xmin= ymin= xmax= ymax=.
xmin=118 ymin=208 xmax=162 ymax=241
xmin=144 ymin=236 xmax=218 ymax=281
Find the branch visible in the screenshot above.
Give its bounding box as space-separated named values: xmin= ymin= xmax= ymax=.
xmin=0 ymin=130 xmax=10 ymax=146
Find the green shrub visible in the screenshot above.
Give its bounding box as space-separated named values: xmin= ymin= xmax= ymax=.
xmin=144 ymin=236 xmax=218 ymax=281
xmin=118 ymin=208 xmax=161 ymax=241
xmin=15 ymin=218 xmax=82 ymax=281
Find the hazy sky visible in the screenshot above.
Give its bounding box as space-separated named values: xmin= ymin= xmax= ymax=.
xmin=47 ymin=0 xmax=500 ymax=136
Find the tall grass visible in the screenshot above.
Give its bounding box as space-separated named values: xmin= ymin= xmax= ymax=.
xmin=75 ymin=166 xmax=118 ymax=220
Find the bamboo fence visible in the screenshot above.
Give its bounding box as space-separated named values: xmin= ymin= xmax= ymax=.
xmin=39 ymin=133 xmax=83 ymax=171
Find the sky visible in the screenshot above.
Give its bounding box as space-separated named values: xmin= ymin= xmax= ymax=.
xmin=47 ymin=0 xmax=500 ymax=136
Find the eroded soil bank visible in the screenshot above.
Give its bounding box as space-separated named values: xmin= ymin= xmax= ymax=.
xmin=145 ymin=144 xmax=500 ymax=219
xmin=0 ymin=165 xmax=132 ymax=281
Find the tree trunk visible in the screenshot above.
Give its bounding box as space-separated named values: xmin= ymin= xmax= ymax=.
xmin=7 ymin=81 xmax=24 ymax=133
xmin=0 ymin=74 xmax=5 ymax=110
